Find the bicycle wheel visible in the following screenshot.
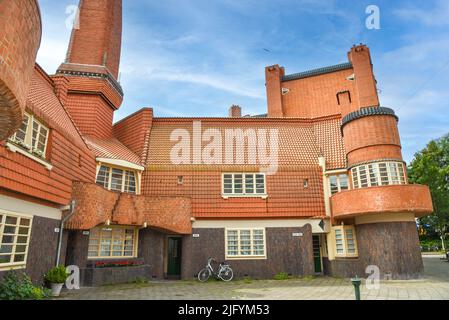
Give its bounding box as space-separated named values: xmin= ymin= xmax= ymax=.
xmin=218 ymin=267 xmax=234 ymax=282
xmin=198 ymin=268 xmax=211 ymax=282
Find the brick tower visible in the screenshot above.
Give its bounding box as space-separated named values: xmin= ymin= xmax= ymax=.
xmin=54 ymin=0 xmax=123 ymax=139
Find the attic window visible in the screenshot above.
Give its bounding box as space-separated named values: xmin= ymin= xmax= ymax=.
xmin=8 ymin=112 xmax=49 ymax=159
xmin=96 ymin=165 xmax=138 ymax=194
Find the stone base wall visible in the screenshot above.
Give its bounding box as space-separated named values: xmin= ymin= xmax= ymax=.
xmin=324 ymin=221 xmax=424 ymax=280
xmin=0 ymin=216 xmax=65 ymax=284
xmin=181 ymin=226 xmax=314 ymax=280
xmin=81 ymin=265 xmax=152 ymax=287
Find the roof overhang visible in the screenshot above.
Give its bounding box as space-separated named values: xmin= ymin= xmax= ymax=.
xmin=97 ymin=158 xmax=145 ymax=171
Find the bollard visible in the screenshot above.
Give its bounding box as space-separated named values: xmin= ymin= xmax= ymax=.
xmin=351 ymin=276 xmax=362 ymax=300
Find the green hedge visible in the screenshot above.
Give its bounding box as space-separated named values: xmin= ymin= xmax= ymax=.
xmin=420 ymin=239 xmax=449 ymax=252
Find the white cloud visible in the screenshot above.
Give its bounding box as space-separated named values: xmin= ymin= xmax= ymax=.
xmin=394 ymin=0 xmax=449 ymax=27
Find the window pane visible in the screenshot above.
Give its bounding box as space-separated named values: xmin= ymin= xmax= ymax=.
xmin=96 ymin=166 xmax=111 ymax=188
xmin=379 ymin=163 xmax=389 ymax=185
xmin=245 ymin=174 xmax=254 ymax=194
xmin=20 ymin=218 xmax=30 ymax=227
xmin=352 ymin=168 xmax=359 ymax=189
xmin=339 ymin=174 xmax=349 ymax=191
xmin=14 ymin=115 xmax=30 ymax=144
xmin=256 ymin=174 xmax=265 ymax=194
xmin=398 ymin=163 xmax=406 ymax=184
xmin=4 ymin=226 xmax=16 ymax=234
xmin=14 ymin=255 xmax=25 ymax=263
xmin=234 ymin=174 xmax=243 ymax=194
xmin=124 ymin=171 xmax=136 ymax=194
xmin=389 ymin=163 xmax=400 ymax=185
xmin=2 ymin=236 xmax=14 ymax=244
xmin=329 ymin=176 xmax=339 ymax=195
xmin=368 ymin=164 xmax=379 ymax=187
xmin=335 ymin=229 xmax=344 ymax=254
xmin=0 ymin=256 xmax=11 ymax=264
xmin=0 ymin=245 xmax=13 ymax=254
xmin=5 ymin=216 xmax=18 ymax=225
xmin=111 ymin=168 xmax=124 ymax=192
xmin=359 ymin=166 xmax=368 ymax=188
xmin=88 ymin=227 xmax=136 ymax=258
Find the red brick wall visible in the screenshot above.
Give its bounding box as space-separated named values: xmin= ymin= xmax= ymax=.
xmin=343 ymin=115 xmax=402 ymax=166
xmin=265 ymin=65 xmax=284 ymax=117
xmin=65 ymin=0 xmax=122 ymax=79
xmin=65 ymin=93 xmax=114 ymax=139
xmin=113 ymin=108 xmax=153 ymax=158
xmin=67 ymin=182 xmax=192 ymax=234
xmin=0 ymin=0 xmax=41 ymax=140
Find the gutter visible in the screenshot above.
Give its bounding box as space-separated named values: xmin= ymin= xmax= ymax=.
xmin=56 ymin=200 xmax=76 ymax=267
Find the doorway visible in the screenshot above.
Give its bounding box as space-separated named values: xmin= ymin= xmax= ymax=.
xmin=167 ymin=236 xmax=182 ymax=279
xmin=312 ymin=235 xmax=323 ymax=274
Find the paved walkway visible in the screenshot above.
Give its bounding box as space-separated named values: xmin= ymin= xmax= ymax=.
xmin=60 ymin=257 xmax=449 ymax=300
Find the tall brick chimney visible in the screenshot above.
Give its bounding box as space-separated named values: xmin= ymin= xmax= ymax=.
xmin=56 ymin=0 xmax=123 ymax=139
xmin=229 ymin=105 xmax=242 ymax=118
xmin=265 ymin=65 xmax=285 ymax=118
xmin=347 ymin=44 xmax=380 ymax=113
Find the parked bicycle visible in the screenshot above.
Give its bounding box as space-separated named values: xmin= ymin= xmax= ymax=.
xmin=198 ymin=257 xmax=234 ymax=282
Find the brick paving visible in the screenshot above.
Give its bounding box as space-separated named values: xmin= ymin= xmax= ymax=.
xmin=59 ymin=257 xmax=449 ymax=300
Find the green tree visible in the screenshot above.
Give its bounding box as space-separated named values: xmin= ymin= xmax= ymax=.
xmin=408 ymin=134 xmax=449 ymax=251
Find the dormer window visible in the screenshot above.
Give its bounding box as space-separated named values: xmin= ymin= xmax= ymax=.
xmin=9 ymin=112 xmax=49 ymax=159
xmin=96 ymin=165 xmax=137 ymax=194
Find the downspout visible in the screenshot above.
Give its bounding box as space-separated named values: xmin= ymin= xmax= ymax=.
xmin=56 ymin=200 xmax=76 ymax=267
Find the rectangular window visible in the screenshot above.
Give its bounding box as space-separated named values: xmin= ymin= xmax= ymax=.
xmin=95 ymin=165 xmax=138 ymax=194
xmin=333 ymin=226 xmax=358 ymax=258
xmin=329 ymin=174 xmax=350 ymax=195
xmin=222 ymin=173 xmax=266 ymax=197
xmin=9 ymin=113 xmax=49 ymax=158
xmin=0 ymin=212 xmax=32 ymax=269
xmin=225 ymin=228 xmax=266 ymax=259
xmin=88 ymin=226 xmax=137 ymax=259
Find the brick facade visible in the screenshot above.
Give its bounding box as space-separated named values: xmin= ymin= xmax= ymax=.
xmin=0 ymin=0 xmax=41 ymax=140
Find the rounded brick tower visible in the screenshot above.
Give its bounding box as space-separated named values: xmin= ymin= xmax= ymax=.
xmin=54 ymin=0 xmax=123 ymax=139
xmin=0 ymin=0 xmax=42 ymax=140
xmin=330 ymin=45 xmax=433 ymax=279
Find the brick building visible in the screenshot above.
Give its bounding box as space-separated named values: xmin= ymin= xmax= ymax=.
xmin=0 ymin=0 xmax=433 ymax=286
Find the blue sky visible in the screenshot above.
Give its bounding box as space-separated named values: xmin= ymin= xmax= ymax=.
xmin=36 ymin=0 xmax=449 ymax=163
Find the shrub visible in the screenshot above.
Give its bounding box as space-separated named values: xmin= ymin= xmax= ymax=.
xmin=0 ymin=271 xmax=50 ymax=300
xmin=274 ymin=272 xmax=291 ymax=280
xmin=44 ymin=265 xmax=68 ymax=284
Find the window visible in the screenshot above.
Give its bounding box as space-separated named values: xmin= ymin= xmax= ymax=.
xmin=87 ymin=226 xmax=138 ymax=259
xmin=222 ymin=173 xmax=266 ymax=197
xmin=96 ymin=165 xmax=138 ymax=194
xmin=333 ymin=225 xmax=358 ymax=258
xmin=0 ymin=212 xmax=32 ymax=269
xmin=226 ymin=228 xmax=266 ymax=259
xmin=329 ymin=174 xmax=349 ymax=195
xmin=9 ymin=113 xmax=49 ymax=159
xmin=351 ymin=162 xmax=405 ymax=189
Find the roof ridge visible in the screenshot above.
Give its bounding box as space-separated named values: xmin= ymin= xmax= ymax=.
xmin=283 ymin=62 xmax=353 ymax=82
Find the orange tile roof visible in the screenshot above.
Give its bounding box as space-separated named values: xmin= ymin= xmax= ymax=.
xmin=144 ymin=116 xmax=346 ymax=170
xmin=84 ymin=136 xmax=141 ymax=165
xmin=26 ymin=65 xmax=88 ymax=150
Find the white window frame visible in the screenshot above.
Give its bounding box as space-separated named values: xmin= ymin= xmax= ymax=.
xmin=222 ymin=173 xmax=267 ymax=199
xmin=225 ymin=228 xmax=267 ymax=260
xmin=351 ymin=161 xmax=406 ymax=189
xmin=0 ymin=210 xmax=33 ymax=271
xmin=87 ymin=226 xmax=139 ymax=260
xmin=9 ymin=112 xmax=49 ymax=159
xmin=332 ymin=225 xmax=358 ymax=258
xmin=328 ymin=173 xmax=350 ymax=196
xmin=95 ymin=164 xmax=139 ymax=195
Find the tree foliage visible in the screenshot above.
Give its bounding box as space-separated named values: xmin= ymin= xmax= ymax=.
xmin=408 ymin=134 xmax=449 ymax=248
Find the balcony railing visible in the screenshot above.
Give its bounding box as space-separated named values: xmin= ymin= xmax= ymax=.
xmin=331 ymin=184 xmax=433 ymax=219
xmin=65 ymin=182 xmax=192 ymax=234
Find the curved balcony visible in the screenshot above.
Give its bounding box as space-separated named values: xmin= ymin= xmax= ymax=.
xmin=65 ymin=182 xmax=192 ymax=234
xmin=331 ymin=184 xmax=433 ymax=219
xmin=0 ymin=0 xmax=42 ymax=140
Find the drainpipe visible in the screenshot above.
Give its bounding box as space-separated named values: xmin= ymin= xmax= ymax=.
xmin=56 ymin=200 xmax=76 ymax=267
